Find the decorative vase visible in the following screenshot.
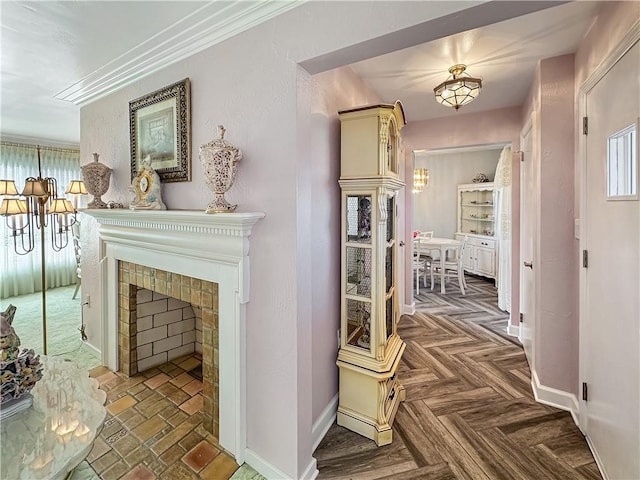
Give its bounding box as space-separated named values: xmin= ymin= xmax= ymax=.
xmin=472 ymin=172 xmax=490 ymax=183
xmin=199 ymin=125 xmax=242 ymax=213
xmin=0 ymin=305 xmax=43 ymax=413
xmin=81 ymin=153 xmax=112 ymax=209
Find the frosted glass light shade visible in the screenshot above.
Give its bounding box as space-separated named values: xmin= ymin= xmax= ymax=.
xmin=434 ymin=64 xmax=482 ymax=110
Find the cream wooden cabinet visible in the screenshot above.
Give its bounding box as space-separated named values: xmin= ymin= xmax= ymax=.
xmin=337 ymin=102 xmax=406 ymax=446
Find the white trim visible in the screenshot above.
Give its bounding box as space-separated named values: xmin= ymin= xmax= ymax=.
xmin=0 ymin=133 xmax=79 ymax=149
xmin=301 ymin=458 xmax=319 ymax=480
xmin=81 ymin=340 xmax=102 ymax=359
xmin=55 ymin=1 xmax=303 ymax=105
xmin=245 ymin=449 xmax=317 ymax=480
xmin=414 ymin=142 xmax=509 ymax=156
xmin=312 ymin=394 xmax=338 ymax=452
xmin=581 ymin=20 xmax=640 ymax=94
xmin=403 ymin=302 xmax=416 ymax=315
xmin=83 ymin=209 xmax=264 ymax=464
xmin=531 ymin=370 xmax=579 ymax=425
xmin=585 ymin=435 xmax=610 ymax=480
xmin=578 ymin=19 xmax=640 ymax=435
xmin=507 ymin=324 xmax=520 ymax=338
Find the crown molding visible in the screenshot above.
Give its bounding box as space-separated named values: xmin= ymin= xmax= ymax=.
xmin=55 ymin=1 xmax=303 ymax=106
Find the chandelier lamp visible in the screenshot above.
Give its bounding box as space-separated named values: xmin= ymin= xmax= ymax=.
xmin=413 ymin=168 xmax=429 ymax=194
xmin=434 ymin=64 xmax=482 ymax=110
xmin=0 ymin=146 xmax=87 ymax=354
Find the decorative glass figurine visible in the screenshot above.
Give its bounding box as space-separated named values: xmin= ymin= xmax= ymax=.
xmin=81 ymin=153 xmax=112 ymax=209
xmin=199 ymin=125 xmax=242 ymax=213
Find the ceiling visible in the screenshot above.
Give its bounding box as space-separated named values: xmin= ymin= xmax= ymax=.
xmin=0 ymin=1 xmax=601 ymax=145
xmin=349 ymin=1 xmax=600 ymax=122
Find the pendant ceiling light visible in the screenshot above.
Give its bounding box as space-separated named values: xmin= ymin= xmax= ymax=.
xmin=434 ymin=64 xmax=482 ymax=110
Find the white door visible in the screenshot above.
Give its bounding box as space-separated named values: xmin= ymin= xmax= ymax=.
xmin=462 ymin=246 xmax=474 ymax=271
xmin=583 ymin=40 xmax=639 ymax=480
xmin=519 ymin=120 xmax=535 ymax=365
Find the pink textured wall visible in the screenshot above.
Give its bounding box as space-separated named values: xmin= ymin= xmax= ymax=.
xmin=80 ymin=2 xmax=509 ymax=477
xmin=308 ymin=66 xmax=381 ymax=424
xmin=574 ymin=1 xmax=640 ymax=218
xmin=401 ymin=107 xmax=522 ymax=325
xmin=521 ymin=54 xmax=577 ymax=395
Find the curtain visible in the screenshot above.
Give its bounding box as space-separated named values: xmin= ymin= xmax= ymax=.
xmin=0 ymin=142 xmax=81 ymax=299
xmin=494 ymin=145 xmax=512 ymax=312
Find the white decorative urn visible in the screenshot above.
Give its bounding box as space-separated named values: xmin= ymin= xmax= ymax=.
xmin=81 ymin=153 xmax=112 ymax=209
xmin=199 ymin=125 xmax=242 ymax=213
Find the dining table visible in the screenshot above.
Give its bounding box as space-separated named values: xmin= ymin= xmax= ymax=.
xmin=415 ymin=236 xmax=462 ymax=294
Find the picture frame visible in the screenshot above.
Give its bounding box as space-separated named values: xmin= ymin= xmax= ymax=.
xmin=129 ymin=78 xmax=191 ymax=183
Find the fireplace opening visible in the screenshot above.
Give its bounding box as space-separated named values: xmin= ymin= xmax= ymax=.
xmin=118 ymin=261 xmax=219 ymax=437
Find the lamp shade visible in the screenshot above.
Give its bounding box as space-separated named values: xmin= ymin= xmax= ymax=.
xmin=21 ymin=178 xmax=48 ymax=197
xmin=48 ymin=198 xmax=75 ymax=215
xmin=434 ymin=64 xmax=482 ymax=110
xmin=65 ymin=180 xmax=88 ymax=195
xmin=0 ymin=198 xmax=27 ymax=216
xmin=0 ymin=180 xmax=18 ymax=196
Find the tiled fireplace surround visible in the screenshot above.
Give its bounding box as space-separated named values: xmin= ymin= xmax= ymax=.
xmin=85 ymin=210 xmax=264 ymax=464
xmin=117 ymin=261 xmax=219 ymax=434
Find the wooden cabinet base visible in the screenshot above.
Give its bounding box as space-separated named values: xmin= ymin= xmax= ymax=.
xmin=336 ymin=341 xmax=406 ymax=446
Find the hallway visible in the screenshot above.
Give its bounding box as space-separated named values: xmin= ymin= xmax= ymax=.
xmin=315 ymin=277 xmax=600 ymax=479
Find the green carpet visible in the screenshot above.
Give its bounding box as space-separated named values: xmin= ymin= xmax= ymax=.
xmin=1 ymin=285 xmax=101 ymax=370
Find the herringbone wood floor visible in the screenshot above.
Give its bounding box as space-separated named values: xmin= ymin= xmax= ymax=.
xmin=316 ymin=276 xmax=601 ymax=479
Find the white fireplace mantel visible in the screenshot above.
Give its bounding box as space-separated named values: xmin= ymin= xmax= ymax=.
xmin=82 ymin=209 xmax=264 ymax=464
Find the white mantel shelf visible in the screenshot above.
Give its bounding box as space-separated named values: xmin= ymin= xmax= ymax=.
xmin=85 ymin=208 xmax=265 ymax=465
xmin=81 ymin=209 xmax=265 ymax=237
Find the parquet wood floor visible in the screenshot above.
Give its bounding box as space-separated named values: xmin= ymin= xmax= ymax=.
xmin=315 ymin=276 xmax=601 ymax=480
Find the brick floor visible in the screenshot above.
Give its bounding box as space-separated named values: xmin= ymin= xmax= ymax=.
xmin=89 ymin=355 xmax=238 ymax=480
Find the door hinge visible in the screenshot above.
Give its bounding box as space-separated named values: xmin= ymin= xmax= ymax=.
xmin=582 ymin=250 xmax=588 ymax=268
xmin=582 ymin=382 xmax=588 ymax=401
xmin=583 ymin=116 xmax=588 ymax=135
xmin=519 ymin=313 xmax=524 ymax=323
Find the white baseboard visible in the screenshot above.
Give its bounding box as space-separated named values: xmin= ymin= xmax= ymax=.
xmin=531 ymin=370 xmax=580 ymax=425
xmin=84 ymin=341 xmax=102 ymax=359
xmin=245 ymin=449 xmax=318 ymax=480
xmin=585 ymin=433 xmax=609 ymax=480
xmin=301 ymin=457 xmax=319 ymax=480
xmin=507 ymin=324 xmax=520 ymax=338
xmin=244 ymin=449 xmax=291 ymax=480
xmin=403 ymin=303 xmax=416 ymax=315
xmin=312 ymin=394 xmax=338 ymax=452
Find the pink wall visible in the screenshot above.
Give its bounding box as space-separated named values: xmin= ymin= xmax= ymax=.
xmin=521 ymin=54 xmax=578 ymax=395
xmin=307 ymin=67 xmax=381 ymax=424
xmin=80 ymin=3 xmax=511 ymax=477
xmin=574 ymin=1 xmax=640 ymax=218
xmin=401 ymin=107 xmax=522 ymax=325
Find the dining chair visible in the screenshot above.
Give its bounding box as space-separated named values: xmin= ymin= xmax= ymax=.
xmin=412 ymin=238 xmax=428 ymax=295
xmin=431 ymin=235 xmax=468 ymax=295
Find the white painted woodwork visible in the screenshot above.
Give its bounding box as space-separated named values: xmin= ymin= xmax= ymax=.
xmin=455 ymin=233 xmax=497 ymax=280
xmin=455 ymin=183 xmax=497 ymax=280
xmin=336 ymin=103 xmax=406 ymax=446
xmin=519 ymin=115 xmax=536 ymax=365
xmin=81 ymin=209 xmax=264 ymax=465
xmin=582 ymin=38 xmax=639 ymax=480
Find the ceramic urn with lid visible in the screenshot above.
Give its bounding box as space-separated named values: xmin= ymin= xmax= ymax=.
xmin=81 ymin=153 xmax=112 ymax=209
xmin=199 ymin=125 xmax=242 ymax=213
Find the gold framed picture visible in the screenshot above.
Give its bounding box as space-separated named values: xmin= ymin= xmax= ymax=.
xmin=129 ymin=78 xmax=191 ymax=183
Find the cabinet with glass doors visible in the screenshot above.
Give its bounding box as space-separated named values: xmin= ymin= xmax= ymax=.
xmin=337 ymin=102 xmax=406 ymax=446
